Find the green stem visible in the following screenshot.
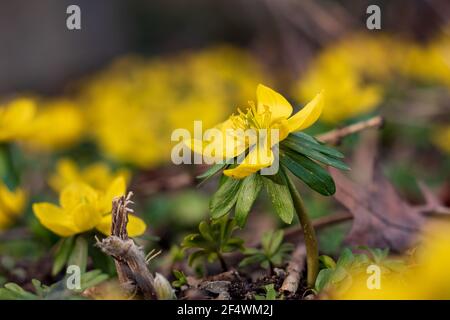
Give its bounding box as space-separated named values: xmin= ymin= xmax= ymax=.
xmin=268 ymin=260 xmax=274 ymax=276
xmin=217 ymin=252 xmax=228 ymax=272
xmin=285 ymin=173 xmax=319 ymax=288
xmin=0 ymin=143 xmax=19 ymax=188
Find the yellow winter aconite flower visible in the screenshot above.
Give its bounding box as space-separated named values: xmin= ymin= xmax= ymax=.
xmin=186 ymin=84 xmax=324 ymax=179
xmin=0 ymin=182 xmax=26 ymax=230
xmin=0 ymin=98 xmax=35 ymax=142
xmin=81 ymin=46 xmax=269 ymax=168
xmin=33 ymin=177 xmax=146 ymax=237
xmin=24 ymin=99 xmax=85 ymax=151
xmin=49 ymin=158 xmax=130 ymax=192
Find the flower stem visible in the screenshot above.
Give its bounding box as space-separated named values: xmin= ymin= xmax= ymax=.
xmin=217 ymin=252 xmax=228 ymax=272
xmin=285 ymin=173 xmax=319 ymax=288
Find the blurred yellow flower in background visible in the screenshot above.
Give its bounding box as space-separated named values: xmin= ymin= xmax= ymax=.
xmin=33 ymin=177 xmax=146 ymax=237
xmin=400 ymin=33 xmax=450 ymax=87
xmin=0 ymin=182 xmax=26 ymax=230
xmin=296 ymin=60 xmax=382 ymax=124
xmin=0 ymin=98 xmax=35 ymax=142
xmin=24 ymin=99 xmax=85 ymax=151
xmin=49 ymin=158 xmax=130 ymax=192
xmin=80 ymin=46 xmax=270 ymax=168
xmin=335 ymin=222 xmax=450 ymax=300
xmin=293 ymin=35 xmax=390 ymax=123
xmin=432 ymin=125 xmax=450 ymax=154
xmin=294 ymin=33 xmax=449 ymax=124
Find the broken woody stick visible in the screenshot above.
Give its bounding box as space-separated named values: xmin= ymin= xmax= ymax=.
xmin=280 ymin=244 xmax=306 ymax=294
xmin=96 ymin=192 xmax=157 ymax=299
xmin=317 ymin=115 xmax=384 ymax=145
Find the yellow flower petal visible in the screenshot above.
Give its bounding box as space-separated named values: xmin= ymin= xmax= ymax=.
xmin=270 ymin=119 xmax=290 ymax=145
xmin=96 ymin=214 xmax=147 ymax=237
xmin=287 ymin=91 xmax=324 ymax=132
xmin=24 ymin=100 xmax=84 ymax=151
xmin=207 ymin=118 xmax=249 ymax=155
xmin=223 ymin=140 xmax=274 ymax=179
xmin=0 ymin=98 xmax=36 ymax=141
xmin=105 ymin=176 xmax=126 ymax=200
xmin=256 ymin=84 xmax=293 ymax=122
xmin=184 ymin=132 xmax=248 ymax=163
xmin=0 ymin=184 xmax=26 ymax=216
xmin=215 ymin=118 xmax=235 ymax=131
xmin=8 ymin=99 xmax=35 ymax=128
xmin=33 ymin=203 xmax=78 ymax=237
xmin=125 ymin=215 xmax=147 ymax=237
xmin=50 ymin=159 xmax=131 ymax=193
xmin=71 ymin=203 xmax=102 ymax=233
xmin=60 ymin=183 xmax=98 ymax=210
xmin=49 ymin=159 xmax=80 ymax=192
xmin=98 ymin=176 xmax=126 ymax=213
xmin=84 ymin=164 xmax=130 ymax=191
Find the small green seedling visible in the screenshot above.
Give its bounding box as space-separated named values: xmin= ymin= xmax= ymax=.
xmin=240 ymin=230 xmax=293 ymax=274
xmin=0 ymin=269 xmax=108 ymax=300
xmin=181 ymin=215 xmax=244 ymax=271
xmin=172 ymin=270 xmax=188 ymax=288
xmin=254 ymin=284 xmax=283 ymax=300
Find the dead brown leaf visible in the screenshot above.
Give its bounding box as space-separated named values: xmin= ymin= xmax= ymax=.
xmin=330 ymin=167 xmax=425 ymax=252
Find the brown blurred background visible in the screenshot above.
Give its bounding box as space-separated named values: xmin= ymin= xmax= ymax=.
xmin=1 ymin=0 xmax=448 ymax=95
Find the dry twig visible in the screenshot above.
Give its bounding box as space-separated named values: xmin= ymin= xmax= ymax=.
xmin=316 ymin=116 xmax=384 ymax=145
xmin=96 ymin=192 xmax=157 ymax=299
xmin=280 ymin=244 xmax=306 ymax=294
xmin=283 ymin=211 xmax=353 ymax=242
